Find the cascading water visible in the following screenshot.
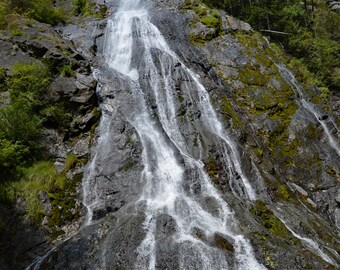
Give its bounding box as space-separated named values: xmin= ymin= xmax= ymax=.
xmin=274 ymin=210 xmax=339 ymax=267
xmin=277 ymin=64 xmax=340 ymax=156
xmin=80 ymin=0 xmax=266 ymax=269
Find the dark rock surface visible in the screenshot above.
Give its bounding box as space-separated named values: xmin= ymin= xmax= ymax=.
xmin=2 ymin=0 xmax=339 ymax=269
xmin=0 ymin=12 xmax=100 ymax=270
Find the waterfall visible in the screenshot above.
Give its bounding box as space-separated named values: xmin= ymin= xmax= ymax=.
xmin=275 ymin=211 xmax=338 ymax=267
xmin=80 ymin=0 xmax=266 ymax=269
xmin=277 ymin=64 xmax=340 ymax=156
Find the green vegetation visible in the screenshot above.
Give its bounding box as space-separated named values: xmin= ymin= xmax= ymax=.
xmin=0 ymin=62 xmax=50 ymax=182
xmin=182 ymin=0 xmax=222 ymax=45
xmin=0 ymin=61 xmax=78 ymax=196
xmin=0 ymin=0 xmax=107 ymax=30
xmin=201 ymin=0 xmax=340 ymax=91
xmin=200 ymin=14 xmax=220 ymax=28
xmin=250 ymin=201 xmax=290 ymax=238
xmin=59 ymin=64 xmax=76 ymax=77
xmin=0 ymin=58 xmax=98 ymax=235
xmin=7 ymin=154 xmax=82 ymax=232
xmin=0 ymin=0 xmax=68 ymax=27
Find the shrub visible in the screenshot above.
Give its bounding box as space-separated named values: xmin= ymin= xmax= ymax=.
xmin=0 ymin=139 xmax=28 ymax=181
xmin=0 ymin=2 xmax=8 ymax=29
xmin=14 ymin=161 xmax=57 ymax=221
xmin=0 ymin=68 xmax=6 ymax=92
xmin=30 ymin=0 xmax=68 ymax=26
xmin=9 ymin=61 xmax=50 ymax=101
xmin=0 ymin=100 xmax=42 ymax=156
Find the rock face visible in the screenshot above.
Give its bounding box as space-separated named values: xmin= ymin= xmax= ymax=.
xmin=2 ymin=0 xmax=340 ymax=269
xmin=325 ymin=0 xmax=340 ymax=12
xmin=0 ymin=15 xmax=99 ymax=270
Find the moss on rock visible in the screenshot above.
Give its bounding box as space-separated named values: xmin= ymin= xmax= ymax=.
xmin=250 ymin=201 xmax=290 ymax=238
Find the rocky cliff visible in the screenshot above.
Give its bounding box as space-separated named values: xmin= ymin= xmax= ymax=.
xmin=0 ymin=0 xmax=339 ymax=269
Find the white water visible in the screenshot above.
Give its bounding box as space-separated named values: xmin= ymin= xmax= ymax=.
xmin=275 ymin=211 xmax=338 ymax=267
xmin=82 ymin=112 xmax=113 ymax=225
xmin=277 ymin=64 xmax=340 ymax=156
xmin=92 ymin=0 xmax=265 ymax=269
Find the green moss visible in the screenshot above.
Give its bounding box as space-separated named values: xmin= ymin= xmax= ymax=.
xmin=250 ymin=201 xmax=289 ymax=238
xmin=273 ymin=184 xmax=294 ymax=203
xmin=336 ymin=118 xmax=340 ymax=127
xmin=319 ymin=86 xmax=330 ymax=101
xmin=326 ymin=166 xmax=337 ymax=178
xmin=238 ymin=67 xmax=270 ymax=87
xmin=9 ymin=28 xmax=23 ymax=37
xmin=59 ymin=64 xmax=75 ymax=77
xmin=54 ymin=175 xmax=67 ymax=189
xmin=189 ymin=32 xmax=209 ymax=46
xmin=220 ymin=97 xmax=244 ymax=129
xmin=12 ymin=161 xmax=57 ymax=222
xmin=0 ymin=67 xmax=6 ymax=92
xmin=305 ymin=124 xmax=323 ymax=140
xmin=200 ymin=15 xmax=220 ymax=28
xmin=8 ymin=152 xmax=83 ymax=236
xmin=205 ymin=156 xmax=223 ymax=186
xmin=122 ymin=159 xmax=134 ymax=172
xmin=213 ymin=234 xmax=234 ymax=253
xmin=193 ymin=5 xmax=208 ymax=16
xmin=265 ymin=255 xmax=276 ymax=269
xmin=255 ymin=148 xmax=264 ymax=157
xmin=183 ymin=0 xmax=222 ymax=45
xmin=62 ymin=153 xmax=78 ymax=173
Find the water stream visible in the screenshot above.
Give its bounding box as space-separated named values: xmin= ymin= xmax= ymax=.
xmin=82 ymin=0 xmax=266 ymax=269
xmin=274 ymin=210 xmax=338 ymax=267
xmin=277 ymin=64 xmax=340 ymax=156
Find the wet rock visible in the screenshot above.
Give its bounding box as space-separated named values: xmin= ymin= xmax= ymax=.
xmin=71 ymin=73 xmax=97 ymax=104
xmin=319 ymin=114 xmax=328 ymax=120
xmin=291 ymin=183 xmax=308 ymax=197
xmin=72 ymin=136 xmax=91 ymax=157
xmin=92 ymin=208 xmax=107 ymax=220
xmin=212 ymin=233 xmax=235 ymax=253
xmin=42 ymin=216 xmax=49 ymax=226
xmin=155 ymin=240 xmax=180 ymax=270
xmin=71 ymin=110 xmax=98 ymax=132
xmin=39 ymin=190 xmax=49 ymax=203
xmin=335 ymin=207 xmax=340 ymax=227
xmin=306 ymin=198 xmax=317 ymax=208
xmin=335 ymin=192 xmax=340 ymax=204
xmin=222 ymin=15 xmax=252 ymax=33
xmin=156 ymin=214 xmax=177 ymax=240
xmin=48 ymin=73 xmax=97 ymax=107
xmin=0 ymin=39 xmax=37 ymax=69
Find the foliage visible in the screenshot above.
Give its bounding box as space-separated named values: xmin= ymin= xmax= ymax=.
xmin=0 ymin=61 xmax=51 ymax=184
xmin=200 ymin=15 xmax=220 ymax=28
xmin=12 ymin=161 xmax=57 ymax=221
xmin=0 ymin=68 xmax=6 ymax=92
xmin=29 ymin=0 xmax=68 ymax=26
xmin=59 ymin=64 xmax=75 ymax=77
xmin=9 ymin=62 xmax=50 ymax=100
xmin=0 ymin=139 xmax=27 ymax=180
xmin=0 ymin=0 xmax=69 ymax=29
xmin=72 ymin=0 xmax=106 ymax=18
xmin=9 ymin=155 xmax=82 ymax=227
xmin=201 ymin=0 xmax=340 ymax=90
xmin=0 ymin=2 xmax=8 ymax=29
xmin=73 ymin=0 xmax=87 ymax=15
